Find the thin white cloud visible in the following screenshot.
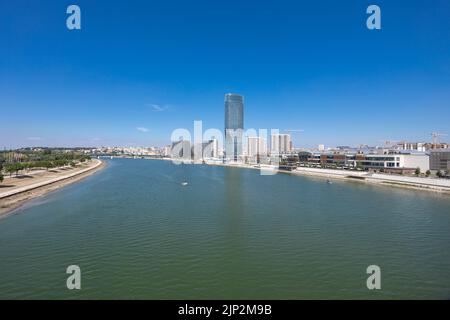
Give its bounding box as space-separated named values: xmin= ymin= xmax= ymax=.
xmin=136 ymin=127 xmax=149 ymax=133
xmin=148 ymin=103 xmax=168 ymax=112
xmin=27 ymin=136 xmax=43 ymax=141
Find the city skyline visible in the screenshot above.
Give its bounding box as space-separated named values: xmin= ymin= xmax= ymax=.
xmin=1 ymin=0 xmax=449 ymax=149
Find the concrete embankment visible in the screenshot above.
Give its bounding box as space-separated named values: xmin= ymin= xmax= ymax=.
xmin=0 ymin=159 xmax=103 ymax=200
xmin=0 ymin=160 xmax=105 ymax=218
xmin=293 ymin=167 xmax=450 ymax=193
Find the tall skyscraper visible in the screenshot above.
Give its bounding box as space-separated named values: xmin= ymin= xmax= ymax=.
xmin=224 ymin=93 xmax=244 ymax=161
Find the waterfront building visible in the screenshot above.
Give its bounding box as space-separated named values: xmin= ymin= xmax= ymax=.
xmin=162 ymin=145 xmax=171 ymax=157
xmin=395 ymin=142 xmax=427 ymax=152
xmin=170 ymin=140 xmax=191 ymax=160
xmin=318 ymin=144 xmax=325 ymax=151
xmin=224 ymin=93 xmax=244 ymax=162
xmin=246 ymin=136 xmax=267 ymax=163
xmin=299 ymin=151 xmax=430 ymax=173
xmin=394 ymin=141 xmax=449 ymax=151
xmin=201 ymin=139 xmax=219 ymax=159
xmin=429 ymin=149 xmax=450 ymax=170
xmin=270 ymin=134 xmax=292 ymax=155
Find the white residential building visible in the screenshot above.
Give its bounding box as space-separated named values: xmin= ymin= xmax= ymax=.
xmin=247 ymin=136 xmax=267 ymax=157
xmin=270 ymin=134 xmax=292 ymax=155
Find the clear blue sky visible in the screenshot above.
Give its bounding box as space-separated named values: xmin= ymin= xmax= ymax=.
xmin=1 ymin=0 xmax=449 ymax=148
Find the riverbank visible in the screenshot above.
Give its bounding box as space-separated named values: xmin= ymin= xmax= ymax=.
xmin=292 ymin=167 xmax=450 ymax=193
xmin=200 ymin=160 xmax=450 ymax=194
xmin=0 ymin=159 xmax=105 ymax=218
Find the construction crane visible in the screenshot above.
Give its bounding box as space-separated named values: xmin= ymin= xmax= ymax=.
xmin=379 ymin=140 xmax=400 ymax=148
xmin=284 ymin=129 xmax=304 ymax=134
xmin=358 ymin=144 xmax=369 ymax=151
xmin=431 ymin=132 xmax=447 ymax=145
xmin=283 ymin=129 xmax=304 ymax=150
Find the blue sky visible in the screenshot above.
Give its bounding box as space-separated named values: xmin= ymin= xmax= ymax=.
xmin=1 ymin=0 xmax=449 ymax=148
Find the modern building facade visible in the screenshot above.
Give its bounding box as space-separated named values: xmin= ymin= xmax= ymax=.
xmin=224 ymin=93 xmax=244 ymax=162
xmin=170 ymin=140 xmax=191 ymax=159
xmin=429 ymin=149 xmax=450 ymax=170
xmin=202 ymin=139 xmax=219 ymax=159
xmin=299 ymin=151 xmax=430 ymax=173
xmin=246 ymin=136 xmax=267 ymax=163
xmin=270 ymin=134 xmax=292 ymax=155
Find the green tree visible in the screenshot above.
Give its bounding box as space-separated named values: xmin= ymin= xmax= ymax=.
xmin=415 ymin=167 xmax=421 ymax=176
xmin=5 ymin=164 xmax=17 ymax=177
xmin=436 ymin=170 xmax=443 ymax=178
xmin=425 ymin=170 xmax=431 ymax=177
xmin=0 ymin=173 xmax=3 ymax=184
xmin=41 ymin=161 xmax=53 ymax=171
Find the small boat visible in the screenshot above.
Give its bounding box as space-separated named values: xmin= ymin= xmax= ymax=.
xmin=181 ymin=182 xmax=188 ymax=186
xmin=327 ymin=180 xmax=333 ymax=184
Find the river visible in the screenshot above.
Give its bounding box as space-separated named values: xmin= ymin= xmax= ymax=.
xmin=0 ymin=158 xmax=449 ymax=299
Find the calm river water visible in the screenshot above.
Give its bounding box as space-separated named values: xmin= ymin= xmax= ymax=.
xmin=0 ymin=158 xmax=449 ymax=299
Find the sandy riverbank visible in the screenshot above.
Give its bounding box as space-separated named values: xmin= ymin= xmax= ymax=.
xmin=0 ymin=159 xmax=105 ymax=219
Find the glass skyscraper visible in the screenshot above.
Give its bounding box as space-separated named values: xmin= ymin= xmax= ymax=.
xmin=224 ymin=93 xmax=244 ymax=161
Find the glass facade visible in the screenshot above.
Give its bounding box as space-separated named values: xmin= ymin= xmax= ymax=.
xmin=224 ymin=93 xmax=244 ymax=161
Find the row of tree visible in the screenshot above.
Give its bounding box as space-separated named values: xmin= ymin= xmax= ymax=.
xmin=0 ymin=156 xmax=91 ymax=179
xmin=416 ymin=168 xmax=449 ymax=178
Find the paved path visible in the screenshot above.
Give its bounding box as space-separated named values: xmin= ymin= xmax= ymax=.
xmin=0 ymin=160 xmax=102 ymax=199
xmin=294 ymin=167 xmax=450 ymax=190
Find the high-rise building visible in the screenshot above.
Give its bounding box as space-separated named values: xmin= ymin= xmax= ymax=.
xmin=202 ymin=139 xmax=219 ymax=158
xmin=162 ymin=145 xmax=171 ymax=157
xmin=270 ymin=134 xmax=292 ymax=155
xmin=247 ymin=136 xmax=267 ymax=158
xmin=170 ymin=140 xmax=191 ymax=159
xmin=430 ymin=149 xmax=450 ymax=170
xmin=224 ymin=93 xmax=244 ymax=161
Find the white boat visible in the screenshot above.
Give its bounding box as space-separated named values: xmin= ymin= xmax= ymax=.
xmin=181 ymin=182 xmax=188 ymax=186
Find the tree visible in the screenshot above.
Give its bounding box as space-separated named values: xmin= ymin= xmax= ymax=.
xmin=0 ymin=173 xmax=3 ymax=184
xmin=425 ymin=170 xmax=431 ymax=177
xmin=436 ymin=170 xmax=443 ymax=178
xmin=5 ymin=164 xmax=17 ymax=177
xmin=415 ymin=167 xmax=421 ymax=176
xmin=41 ymin=161 xmax=53 ymax=171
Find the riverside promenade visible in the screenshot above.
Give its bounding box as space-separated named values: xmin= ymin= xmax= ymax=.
xmin=0 ymin=159 xmax=105 ymax=218
xmin=294 ymin=167 xmax=450 ymax=192
xmin=0 ymin=159 xmax=103 ymax=199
